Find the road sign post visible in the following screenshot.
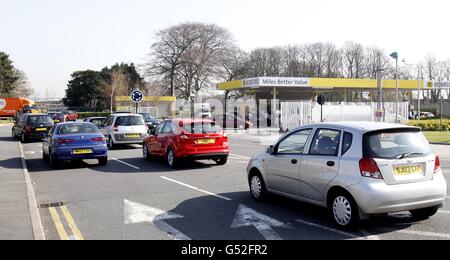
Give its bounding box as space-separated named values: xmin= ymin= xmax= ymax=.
xmin=130 ymin=90 xmax=143 ymax=114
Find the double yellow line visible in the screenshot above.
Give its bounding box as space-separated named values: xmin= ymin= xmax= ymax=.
xmin=48 ymin=205 xmax=84 ymax=240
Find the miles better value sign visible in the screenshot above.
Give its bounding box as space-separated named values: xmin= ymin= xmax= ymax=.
xmin=243 ymin=77 xmax=310 ymax=88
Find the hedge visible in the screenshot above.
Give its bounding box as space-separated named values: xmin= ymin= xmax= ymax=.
xmin=408 ymin=119 xmax=450 ymax=131
xmin=76 ymin=112 xmax=111 ymax=119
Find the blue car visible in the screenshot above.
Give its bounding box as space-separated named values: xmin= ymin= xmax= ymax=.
xmin=43 ymin=122 xmax=108 ymax=168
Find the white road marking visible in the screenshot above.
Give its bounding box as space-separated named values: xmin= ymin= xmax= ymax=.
xmin=229 ymin=154 xmax=252 ymax=160
xmin=295 ymin=219 xmax=364 ymax=240
xmin=439 ymin=210 xmax=450 ymax=214
xmin=380 ymin=229 xmax=450 ymax=239
xmin=18 ymin=143 xmax=45 ymax=240
xmin=124 ymin=200 xmax=190 ymax=240
xmin=446 ymin=196 xmax=450 ymax=200
xmin=231 ymin=204 xmax=288 ymax=240
xmin=160 ymin=176 xmax=232 ymax=201
xmin=112 ymin=158 xmax=140 ymax=170
xmin=24 ymin=151 xmax=35 ymax=155
xmin=359 ymin=229 xmax=381 ymax=240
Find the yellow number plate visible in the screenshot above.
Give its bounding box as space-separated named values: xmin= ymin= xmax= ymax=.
xmin=195 ymin=139 xmax=215 ymax=145
xmin=393 ymin=164 xmax=423 ymax=176
xmin=126 ymin=134 xmax=140 ymax=138
xmin=36 ymin=128 xmax=47 ymax=131
xmin=73 ymin=149 xmax=93 ymax=155
xmin=53 ymin=120 xmax=60 ymax=123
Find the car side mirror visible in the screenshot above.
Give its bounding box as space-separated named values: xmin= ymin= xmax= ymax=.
xmin=267 ymin=145 xmax=275 ymax=155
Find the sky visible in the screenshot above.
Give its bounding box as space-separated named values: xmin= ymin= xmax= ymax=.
xmin=1 ymin=0 xmax=450 ymax=98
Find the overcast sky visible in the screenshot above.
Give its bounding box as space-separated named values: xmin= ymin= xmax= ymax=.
xmin=1 ymin=0 xmax=450 ymax=98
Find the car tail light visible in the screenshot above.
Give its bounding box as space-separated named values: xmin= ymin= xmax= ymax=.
xmin=91 ymin=137 xmax=106 ymax=142
xmin=359 ymin=158 xmax=383 ymax=179
xmin=56 ymin=139 xmax=74 ymax=144
xmin=434 ymin=155 xmax=441 ymax=174
xmin=113 ymin=125 xmax=119 ymax=131
xmin=25 ymin=126 xmax=32 ymax=132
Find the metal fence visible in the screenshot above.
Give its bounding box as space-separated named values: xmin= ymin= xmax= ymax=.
xmin=281 ymin=102 xmax=409 ymax=131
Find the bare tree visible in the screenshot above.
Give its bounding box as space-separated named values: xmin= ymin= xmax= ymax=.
xmin=342 ymin=41 xmax=365 ymax=78
xmin=102 ymin=69 xmax=128 ymax=112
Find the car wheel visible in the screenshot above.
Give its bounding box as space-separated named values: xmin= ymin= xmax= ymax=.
xmin=166 ymin=148 xmax=177 ymax=168
xmin=21 ymin=132 xmax=28 ymax=143
xmin=143 ymin=143 xmax=152 ymax=161
xmin=98 ymin=157 xmax=108 ymax=166
xmin=42 ymin=147 xmax=48 ymax=162
xmin=330 ymin=192 xmax=359 ymax=229
xmin=214 ymin=156 xmax=228 ymax=165
xmin=410 ymin=206 xmax=440 ymax=221
xmin=249 ymin=172 xmax=267 ymax=201
xmin=108 ymin=137 xmax=115 ymax=150
xmin=48 ymin=150 xmax=58 ymax=169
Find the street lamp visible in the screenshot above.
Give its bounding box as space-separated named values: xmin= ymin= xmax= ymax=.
xmin=390 ymin=52 xmax=399 ymax=123
xmin=403 ymin=60 xmax=423 ymax=120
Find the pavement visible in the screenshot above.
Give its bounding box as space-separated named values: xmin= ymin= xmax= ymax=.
xmin=1 ymin=126 xmax=450 ymax=240
xmin=0 ymin=126 xmax=33 ymax=240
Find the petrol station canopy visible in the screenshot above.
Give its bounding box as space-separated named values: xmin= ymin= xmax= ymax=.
xmin=217 ymin=77 xmax=450 ymax=91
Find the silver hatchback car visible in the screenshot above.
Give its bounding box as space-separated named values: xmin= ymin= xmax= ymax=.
xmin=247 ymin=122 xmax=447 ymax=228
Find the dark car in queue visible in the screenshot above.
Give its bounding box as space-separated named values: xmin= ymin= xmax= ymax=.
xmin=143 ymin=118 xmax=229 ymax=168
xmin=42 ymin=122 xmax=108 ymax=168
xmin=83 ymin=117 xmax=107 ymax=128
xmin=213 ymin=114 xmax=253 ymax=130
xmin=48 ymin=112 xmax=66 ymax=124
xmin=12 ymin=113 xmax=53 ymax=143
xmin=139 ymin=113 xmax=159 ymax=129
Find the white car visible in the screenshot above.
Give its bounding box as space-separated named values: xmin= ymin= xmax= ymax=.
xmin=247 ymin=122 xmax=447 ymax=228
xmin=101 ymin=114 xmax=147 ymax=149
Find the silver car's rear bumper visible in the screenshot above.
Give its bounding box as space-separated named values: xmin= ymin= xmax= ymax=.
xmin=347 ymin=171 xmax=447 ymax=214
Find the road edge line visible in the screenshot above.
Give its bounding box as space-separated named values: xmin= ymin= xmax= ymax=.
xmin=18 ymin=141 xmax=46 ymax=240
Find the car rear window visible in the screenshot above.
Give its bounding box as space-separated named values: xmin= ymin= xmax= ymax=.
xmin=58 ymin=124 xmax=100 ymax=135
xmin=27 ymin=115 xmax=52 ymax=124
xmin=181 ymin=122 xmax=222 ymax=134
xmin=363 ymin=129 xmax=432 ymax=159
xmin=115 ymin=116 xmax=145 ymax=126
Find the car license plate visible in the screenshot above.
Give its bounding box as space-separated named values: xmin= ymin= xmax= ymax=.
xmin=195 ymin=139 xmax=215 ymax=145
xmin=53 ymin=120 xmax=60 ymax=123
xmin=393 ymin=164 xmax=423 ymax=176
xmin=126 ymin=134 xmax=140 ymax=138
xmin=73 ymin=149 xmax=93 ymax=155
xmin=36 ymin=128 xmax=47 ymax=131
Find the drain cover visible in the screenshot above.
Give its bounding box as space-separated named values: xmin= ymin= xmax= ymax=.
xmin=39 ymin=202 xmax=66 ymax=208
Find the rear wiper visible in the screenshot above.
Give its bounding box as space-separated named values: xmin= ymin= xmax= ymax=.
xmin=397 ymin=152 xmax=424 ymax=159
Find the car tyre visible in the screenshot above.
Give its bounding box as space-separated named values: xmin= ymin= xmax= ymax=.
xmin=21 ymin=132 xmax=28 ymax=143
xmin=48 ymin=150 xmax=58 ymax=169
xmin=143 ymin=143 xmax=152 ymax=161
xmin=108 ymin=136 xmax=115 ymax=150
xmin=214 ymin=156 xmax=228 ymax=165
xmin=249 ymin=171 xmax=267 ymax=201
xmin=98 ymin=157 xmax=108 ymax=166
xmin=410 ymin=206 xmax=440 ymax=221
xmin=166 ymin=148 xmax=178 ymax=168
xmin=329 ymin=192 xmax=360 ymax=229
xmin=42 ymin=147 xmax=48 ymax=162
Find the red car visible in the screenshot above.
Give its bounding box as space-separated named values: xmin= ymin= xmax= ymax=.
xmin=143 ymin=118 xmax=229 ymax=168
xmin=61 ymin=110 xmax=78 ymax=121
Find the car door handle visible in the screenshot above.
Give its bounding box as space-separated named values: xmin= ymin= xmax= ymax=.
xmin=327 ymin=161 xmax=335 ymax=167
xmin=291 ymin=159 xmax=298 ymax=164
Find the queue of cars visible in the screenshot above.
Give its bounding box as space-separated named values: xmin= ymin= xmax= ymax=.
xmin=10 ymin=113 xmax=447 ymax=228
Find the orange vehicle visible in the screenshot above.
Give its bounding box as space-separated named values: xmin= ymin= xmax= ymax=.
xmin=0 ymin=97 xmax=36 ymax=117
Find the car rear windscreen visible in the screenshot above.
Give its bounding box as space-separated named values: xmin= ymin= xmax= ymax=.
xmin=182 ymin=122 xmax=222 ymax=134
xmin=363 ymin=129 xmax=432 ymax=159
xmin=115 ymin=116 xmax=145 ymax=126
xmin=27 ymin=115 xmax=52 ymax=124
xmin=58 ymin=124 xmax=100 ymax=135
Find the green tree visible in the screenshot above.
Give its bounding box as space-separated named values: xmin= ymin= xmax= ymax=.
xmin=63 ymin=70 xmax=106 ymax=111
xmin=0 ymin=51 xmax=21 ymax=96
